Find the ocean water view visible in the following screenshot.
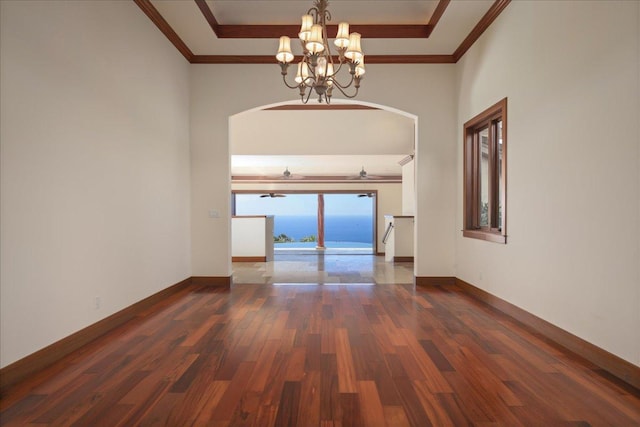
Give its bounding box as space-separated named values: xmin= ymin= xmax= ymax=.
xmin=274 ymin=215 xmax=373 ymax=244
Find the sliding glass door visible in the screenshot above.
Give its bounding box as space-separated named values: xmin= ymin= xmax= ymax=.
xmin=323 ymin=193 xmax=374 ymax=252
xmin=233 ymin=191 xmax=375 ymax=254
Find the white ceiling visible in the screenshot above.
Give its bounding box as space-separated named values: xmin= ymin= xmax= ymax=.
xmin=232 ymin=154 xmax=408 ymax=177
xmin=230 ymin=108 xmax=414 ymax=176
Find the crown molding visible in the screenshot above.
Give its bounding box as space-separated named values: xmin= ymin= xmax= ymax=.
xmin=231 ymin=175 xmax=402 ymax=183
xmin=195 ymin=0 xmax=450 ymax=39
xmin=134 ymin=0 xmax=193 ymax=61
xmin=136 ymin=0 xmax=510 ymax=65
xmin=453 ymin=0 xmax=511 ymax=62
xmin=263 ymin=104 xmax=379 ymax=111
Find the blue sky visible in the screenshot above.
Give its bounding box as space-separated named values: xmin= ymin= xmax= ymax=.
xmin=235 ymin=193 xmax=373 ymax=216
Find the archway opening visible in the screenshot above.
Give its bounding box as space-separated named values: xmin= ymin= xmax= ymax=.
xmin=229 ymin=99 xmax=418 ymax=282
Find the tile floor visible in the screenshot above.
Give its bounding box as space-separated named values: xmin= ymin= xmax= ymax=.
xmin=232 ymin=254 xmax=414 ymax=285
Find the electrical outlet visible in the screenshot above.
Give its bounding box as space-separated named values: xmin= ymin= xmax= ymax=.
xmin=94 ymin=296 xmax=101 ymax=310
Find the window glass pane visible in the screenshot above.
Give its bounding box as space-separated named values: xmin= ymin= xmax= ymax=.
xmin=324 ymin=194 xmax=374 ymax=252
xmin=497 ymin=120 xmax=503 ymax=230
xmin=235 ymin=193 xmax=317 ymax=246
xmin=479 ymin=127 xmax=489 ymax=227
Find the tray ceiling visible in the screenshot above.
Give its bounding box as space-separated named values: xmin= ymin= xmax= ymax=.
xmin=136 ymin=0 xmax=511 ymax=63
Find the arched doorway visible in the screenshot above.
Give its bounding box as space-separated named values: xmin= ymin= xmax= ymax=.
xmin=228 ymin=100 xmax=418 ymax=283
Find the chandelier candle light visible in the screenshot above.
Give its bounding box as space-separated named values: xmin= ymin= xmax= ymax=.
xmin=276 ymin=0 xmax=365 ymax=104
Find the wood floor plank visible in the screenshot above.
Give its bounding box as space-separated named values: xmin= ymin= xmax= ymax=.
xmin=339 ymin=392 xmax=363 ymax=427
xmin=393 ymin=376 xmax=433 ymax=427
xmin=1 ymin=282 xmax=638 ymax=426
xmin=209 ymin=361 xmax=255 ymax=422
xmin=283 ymin=347 xmax=306 ymax=381
xmin=404 ymin=324 xmax=472 ymax=398
xmin=356 ymin=381 xmax=386 ymax=427
xmin=274 ymin=381 xmax=301 ymax=427
xmin=296 ymin=370 xmax=321 ymax=427
xmin=319 ymin=353 xmax=340 ymax=424
xmin=247 ymin=339 xmax=281 ymax=392
xmin=412 ymin=380 xmax=456 ymax=427
xmin=335 ymin=328 xmax=358 ymax=393
xmin=383 ymin=405 xmax=411 ymax=427
xmin=189 ymin=381 xmax=230 ymax=425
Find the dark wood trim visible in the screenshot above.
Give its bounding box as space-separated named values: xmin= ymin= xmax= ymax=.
xmin=232 ymin=215 xmax=269 ymax=219
xmin=133 ymin=0 xmax=193 ymax=62
xmin=191 ymin=55 xmax=456 ymax=64
xmin=140 ymin=0 xmax=508 ymax=65
xmin=232 ymin=256 xmax=267 ymax=262
xmin=376 ymin=252 xmax=385 ymax=257
xmin=136 ymin=0 xmax=508 ymax=65
xmin=0 ymin=277 xmax=192 ymax=395
xmin=463 ymin=97 xmax=507 ymax=128
xmin=197 ymin=0 xmax=447 ymax=40
xmin=453 ymin=0 xmax=511 ymax=62
xmin=415 ymin=276 xmax=456 ymax=286
xmin=455 ymin=278 xmax=640 ymax=390
xmin=425 ymin=0 xmax=451 ymax=37
xmin=191 ymin=276 xmax=232 ymax=287
xmin=317 ymin=194 xmax=325 ymax=248
xmin=193 ymin=1 xmax=432 ymax=39
xmin=218 ymin=24 xmax=431 ymax=39
xmin=194 ymin=0 xmax=220 ymax=35
xmin=231 ymin=175 xmax=402 ymax=183
xmin=233 ymin=189 xmax=382 ymax=195
xmin=373 ymin=190 xmax=379 ymax=255
xmin=463 ymin=98 xmax=507 ymax=244
xmin=393 ymin=256 xmax=414 ymax=263
xmin=264 ymin=104 xmax=379 ymax=111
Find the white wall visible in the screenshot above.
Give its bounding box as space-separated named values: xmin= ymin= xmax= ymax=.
xmin=232 ymin=216 xmax=273 ymax=259
xmin=455 ymin=1 xmax=640 ymax=366
xmin=191 ymin=64 xmax=457 ymax=277
xmin=0 ymin=1 xmax=191 ymax=367
xmin=232 ymin=182 xmax=403 ymax=253
xmin=402 ymin=159 xmax=416 ymax=215
xmin=230 ymin=109 xmax=415 ymax=155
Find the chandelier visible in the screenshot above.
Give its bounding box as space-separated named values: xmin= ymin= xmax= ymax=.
xmin=275 ymin=0 xmax=365 ymax=104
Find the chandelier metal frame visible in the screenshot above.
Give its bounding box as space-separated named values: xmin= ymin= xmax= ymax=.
xmin=275 ymin=0 xmax=365 ymax=104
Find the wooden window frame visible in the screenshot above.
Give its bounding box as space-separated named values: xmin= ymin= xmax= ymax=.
xmin=463 ymin=98 xmax=507 ymax=244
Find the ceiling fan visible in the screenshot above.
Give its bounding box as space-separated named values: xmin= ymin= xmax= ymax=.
xmin=358 ymin=192 xmax=375 ymax=198
xmin=276 ymin=167 xmax=304 ymax=180
xmin=349 ymin=166 xmax=382 ymax=180
xmin=259 ymin=193 xmax=286 ymax=198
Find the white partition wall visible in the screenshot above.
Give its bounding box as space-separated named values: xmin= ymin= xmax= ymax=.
xmin=191 ymin=64 xmax=458 ymax=279
xmin=232 ymin=216 xmax=274 ymax=261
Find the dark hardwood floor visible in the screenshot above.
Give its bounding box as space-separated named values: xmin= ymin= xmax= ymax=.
xmin=1 ymin=282 xmax=639 ymax=426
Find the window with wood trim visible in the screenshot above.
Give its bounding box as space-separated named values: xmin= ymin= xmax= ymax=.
xmin=463 ymin=98 xmax=507 ymax=244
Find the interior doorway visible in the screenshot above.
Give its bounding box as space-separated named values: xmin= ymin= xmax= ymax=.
xmin=232 ymin=190 xmax=377 ymax=255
